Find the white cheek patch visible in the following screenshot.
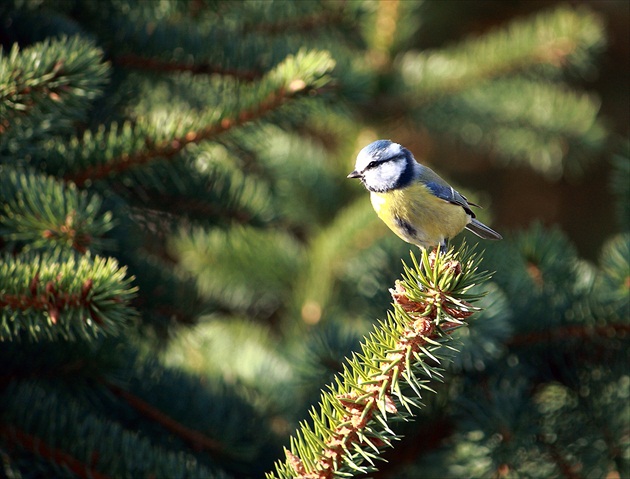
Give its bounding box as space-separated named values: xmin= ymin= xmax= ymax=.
xmin=374 ymin=159 xmax=400 ymax=183
xmin=365 ymin=157 xmax=405 ymax=188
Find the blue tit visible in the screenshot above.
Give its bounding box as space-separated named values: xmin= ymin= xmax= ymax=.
xmin=348 ymin=140 xmax=502 ymax=251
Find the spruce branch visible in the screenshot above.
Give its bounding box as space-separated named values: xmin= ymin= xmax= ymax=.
xmin=0 ymin=252 xmax=137 ymax=341
xmin=174 ymin=225 xmax=302 ymax=314
xmin=396 ymin=6 xmax=605 ymax=101
xmin=0 ymin=381 xmax=223 ymax=478
xmin=268 ymin=245 xmax=492 ymax=479
xmin=64 ymin=49 xmax=334 ymax=186
xmin=383 ymin=6 xmax=607 ymax=179
xmin=105 ymin=381 xmax=226 ymax=455
xmin=245 ymin=7 xmax=351 ymax=35
xmin=113 ymin=54 xmax=262 ymax=81
xmin=0 ymin=425 xmax=111 ymax=479
xmin=0 ymin=35 xmax=109 ymax=137
xmin=108 ymin=150 xmax=275 ymax=227
xmin=415 ymin=77 xmax=605 ymax=178
xmin=93 ymin=0 xmax=352 ymax=80
xmin=0 ymin=167 xmax=114 ymax=254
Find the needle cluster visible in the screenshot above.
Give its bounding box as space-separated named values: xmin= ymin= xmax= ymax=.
xmin=269 ymin=245 xmax=492 ymax=478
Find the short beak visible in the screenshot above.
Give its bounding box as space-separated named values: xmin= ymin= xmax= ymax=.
xmin=347 ymin=170 xmax=361 ymax=179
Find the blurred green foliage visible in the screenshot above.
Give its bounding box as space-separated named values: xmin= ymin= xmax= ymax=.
xmin=0 ymin=1 xmax=628 ymax=478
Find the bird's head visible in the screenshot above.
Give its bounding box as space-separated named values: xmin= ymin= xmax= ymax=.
xmin=347 ymin=140 xmax=417 ymax=193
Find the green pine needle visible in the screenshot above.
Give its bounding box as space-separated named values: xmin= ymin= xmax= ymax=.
xmin=0 ymin=251 xmax=137 ymax=341
xmin=268 ymin=244 xmax=492 ymax=478
xmin=0 ymin=166 xmax=114 ymax=254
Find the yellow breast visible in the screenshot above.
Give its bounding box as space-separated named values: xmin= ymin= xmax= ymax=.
xmin=370 ymin=183 xmax=469 ymax=249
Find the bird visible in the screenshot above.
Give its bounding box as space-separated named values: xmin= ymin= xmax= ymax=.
xmin=347 ymin=140 xmax=502 ymax=252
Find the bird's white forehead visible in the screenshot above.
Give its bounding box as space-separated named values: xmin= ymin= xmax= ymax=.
xmin=355 ymin=141 xmax=403 ymax=172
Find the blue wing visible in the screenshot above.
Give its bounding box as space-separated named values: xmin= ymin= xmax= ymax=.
xmin=424 ymin=181 xmax=477 ymax=217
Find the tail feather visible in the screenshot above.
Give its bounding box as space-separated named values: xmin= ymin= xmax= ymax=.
xmin=466 ymin=218 xmax=502 ymax=240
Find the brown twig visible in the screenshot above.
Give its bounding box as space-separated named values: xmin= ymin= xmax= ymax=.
xmin=65 ymin=83 xmax=307 ymax=187
xmin=0 ymin=424 xmax=112 ymax=479
xmin=113 ymin=54 xmax=262 ymax=81
xmin=105 ymin=382 xmax=225 ymax=455
xmin=0 ymin=274 xmax=99 ymax=325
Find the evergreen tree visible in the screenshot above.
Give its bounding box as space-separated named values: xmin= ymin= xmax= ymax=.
xmin=1 ymin=1 xmax=627 ymax=478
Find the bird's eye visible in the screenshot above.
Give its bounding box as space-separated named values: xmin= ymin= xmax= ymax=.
xmin=367 ymin=160 xmax=378 ymax=169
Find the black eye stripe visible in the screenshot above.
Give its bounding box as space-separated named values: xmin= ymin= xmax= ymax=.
xmin=365 ymin=154 xmax=403 ymax=171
